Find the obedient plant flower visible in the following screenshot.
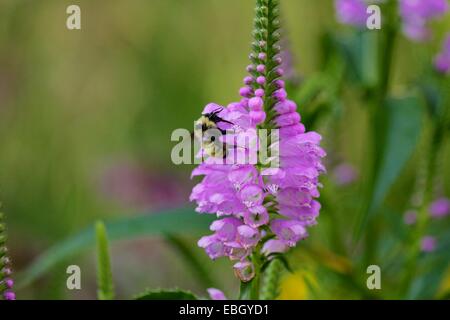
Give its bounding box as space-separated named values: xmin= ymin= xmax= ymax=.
xmin=434 ymin=35 xmax=450 ymax=74
xmin=191 ymin=0 xmax=326 ymax=282
xmin=0 ymin=212 xmax=15 ymax=300
xmin=400 ymin=0 xmax=449 ymax=41
xmin=335 ymin=0 xmax=369 ymax=27
xmin=429 ymin=197 xmax=450 ymax=218
xmin=207 ymin=288 xmax=227 ymax=300
xmin=421 ymin=235 xmax=437 ymax=253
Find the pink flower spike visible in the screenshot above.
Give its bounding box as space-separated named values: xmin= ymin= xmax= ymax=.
xmin=207 ymin=288 xmax=227 ymax=300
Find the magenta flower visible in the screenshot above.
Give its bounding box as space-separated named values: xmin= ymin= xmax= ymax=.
xmin=207 ymin=288 xmax=227 ymax=300
xmin=335 ymin=0 xmax=369 ymax=27
xmin=421 ymin=235 xmax=437 ymax=252
xmin=429 ymin=197 xmax=450 ymax=218
xmin=333 ymin=163 xmax=358 ymax=186
xmin=434 ymin=35 xmax=450 ymax=74
xmin=190 ymin=0 xmax=325 ymax=282
xmin=399 ymin=0 xmax=449 ymax=41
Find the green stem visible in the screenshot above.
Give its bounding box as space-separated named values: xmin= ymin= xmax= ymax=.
xmin=260 ymin=259 xmax=283 ymax=300
xmin=250 ymin=252 xmax=262 ymax=300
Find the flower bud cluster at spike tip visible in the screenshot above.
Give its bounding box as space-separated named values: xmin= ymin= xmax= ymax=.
xmin=190 ymin=0 xmax=326 ymax=282
xmin=0 ymin=212 xmax=15 ymax=300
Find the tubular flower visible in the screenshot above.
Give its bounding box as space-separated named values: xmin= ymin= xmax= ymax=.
xmin=0 ymin=212 xmax=15 ymax=300
xmin=190 ymin=0 xmax=326 ymax=282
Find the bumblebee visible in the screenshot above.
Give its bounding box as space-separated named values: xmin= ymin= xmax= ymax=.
xmin=194 ymin=108 xmax=233 ymax=158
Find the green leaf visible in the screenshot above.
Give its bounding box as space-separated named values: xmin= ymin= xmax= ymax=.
xmin=95 ymin=221 xmax=114 ymax=300
xmin=370 ymin=96 xmax=423 ymax=212
xmin=332 ymin=31 xmax=379 ymax=88
xmin=354 ymin=96 xmax=423 ymax=239
xmin=17 ymin=207 xmax=214 ymax=288
xmin=134 ymin=288 xmax=198 ymax=300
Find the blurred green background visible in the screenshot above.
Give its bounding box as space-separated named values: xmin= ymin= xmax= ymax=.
xmin=1 ymin=0 xmax=450 ymax=299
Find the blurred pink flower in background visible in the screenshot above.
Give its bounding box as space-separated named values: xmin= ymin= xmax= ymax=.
xmin=403 ymin=210 xmax=418 ymax=225
xmin=335 ymin=0 xmax=369 ymax=27
xmin=421 ymin=235 xmax=437 ymax=252
xmin=434 ymin=34 xmax=450 ymax=74
xmin=400 ymin=0 xmax=449 ymax=41
xmin=429 ymin=197 xmax=450 ymax=218
xmin=332 ymin=163 xmax=358 ymax=186
xmin=99 ymin=160 xmax=189 ymax=211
